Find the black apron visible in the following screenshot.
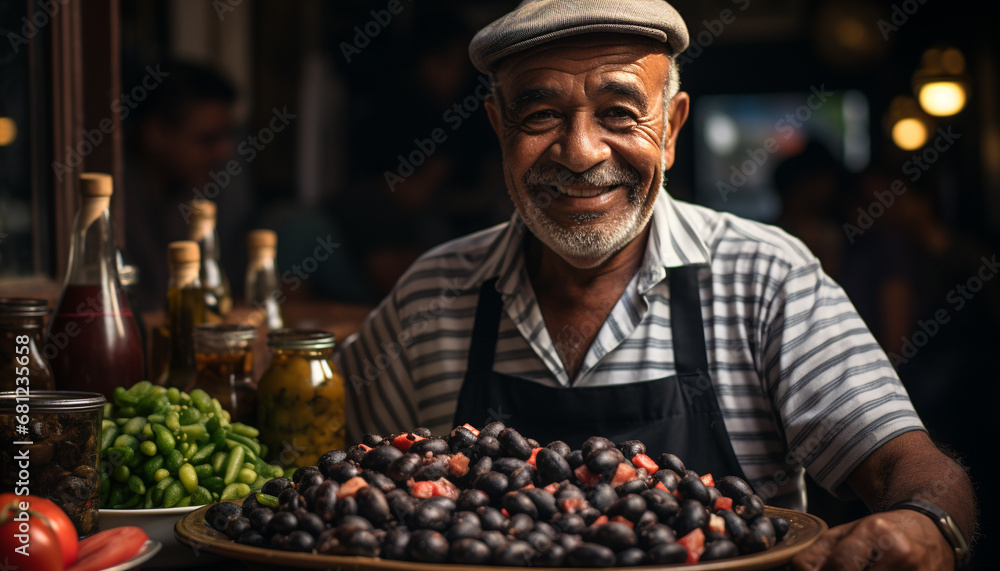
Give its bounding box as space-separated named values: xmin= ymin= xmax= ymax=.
xmin=453 ymin=266 xmax=747 ymax=480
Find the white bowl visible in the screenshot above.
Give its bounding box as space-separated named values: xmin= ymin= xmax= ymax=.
xmin=100 ymin=506 xmax=224 ymax=568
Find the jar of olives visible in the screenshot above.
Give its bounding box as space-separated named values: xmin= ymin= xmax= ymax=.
xmin=257 ymin=330 xmax=345 ymax=467
xmin=0 ymin=298 xmax=55 ymax=392
xmin=193 ymin=324 xmax=257 ymax=424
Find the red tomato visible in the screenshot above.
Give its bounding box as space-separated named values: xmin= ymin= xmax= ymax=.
xmin=0 ymin=505 xmax=65 ymax=571
xmin=655 ymin=481 xmax=670 ymax=493
xmin=337 ymin=476 xmax=369 ymax=499
xmin=448 ymin=452 xmax=470 ymax=477
xmin=678 ymin=528 xmax=705 ymax=564
xmin=610 ymin=463 xmax=638 ymax=486
xmin=714 ymin=496 xmax=733 ymax=511
xmin=609 ymin=515 xmax=634 ymax=529
xmin=526 ymin=447 xmax=543 ymax=467
xmin=574 ymin=465 xmax=600 ymax=488
xmin=460 ymin=423 xmax=480 ymax=437
xmin=409 ymin=481 xmax=436 ymax=499
xmin=631 ymin=453 xmax=659 ymax=474
xmin=19 ymin=496 xmax=78 ymax=567
xmin=391 ymin=433 xmax=425 ymax=452
xmin=700 ymin=473 xmax=715 ymax=487
xmin=69 ymin=526 xmax=149 ymax=571
xmin=591 ymin=515 xmax=609 ymax=526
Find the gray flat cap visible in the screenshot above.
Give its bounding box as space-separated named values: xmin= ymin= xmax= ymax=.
xmin=469 ymin=0 xmax=690 ymax=74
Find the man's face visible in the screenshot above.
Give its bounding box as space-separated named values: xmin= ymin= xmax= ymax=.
xmin=485 ymin=35 xmax=689 ymax=268
xmin=145 ymin=101 xmax=235 ymax=189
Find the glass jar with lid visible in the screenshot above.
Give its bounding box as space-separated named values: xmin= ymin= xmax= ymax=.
xmin=193 ymin=324 xmax=257 ymax=424
xmin=257 ymin=330 xmax=345 ymax=467
xmin=0 ymin=298 xmax=55 ymax=391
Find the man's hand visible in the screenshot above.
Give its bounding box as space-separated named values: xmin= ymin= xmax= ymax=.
xmin=792 ymin=509 xmax=954 ymax=570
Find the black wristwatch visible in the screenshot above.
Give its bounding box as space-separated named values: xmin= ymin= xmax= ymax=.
xmin=888 ymin=499 xmax=971 ymax=569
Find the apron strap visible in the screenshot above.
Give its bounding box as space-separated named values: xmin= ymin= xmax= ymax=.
xmin=669 ymin=266 xmax=709 ymax=376
xmin=465 ymin=277 xmax=502 ymax=381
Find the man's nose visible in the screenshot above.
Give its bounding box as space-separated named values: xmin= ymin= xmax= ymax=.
xmin=549 ymin=113 xmax=611 ymax=174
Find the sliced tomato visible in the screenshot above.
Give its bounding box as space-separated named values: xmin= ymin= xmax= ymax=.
xmin=69 ymin=526 xmax=149 ymax=571
xmin=337 ymin=476 xmax=369 ymax=499
xmin=501 ymin=508 xmax=511 ymax=518
xmin=526 ymin=447 xmax=544 ymax=468
xmin=543 ymin=482 xmax=561 ymax=495
xmin=1 ymin=494 xmax=78 ymax=567
xmin=410 ymin=481 xmax=436 ymax=499
xmin=609 ymin=515 xmax=634 ymax=529
xmin=655 ymin=481 xmax=670 ymax=493
xmin=391 ymin=433 xmax=425 ymax=452
xmin=591 ymin=515 xmax=609 ymax=526
xmin=714 ymin=496 xmax=733 ymax=511
xmin=678 ymin=528 xmax=705 ymax=564
xmin=610 ymin=463 xmax=638 ymax=487
xmin=429 ymin=478 xmax=460 ymax=500
xmin=448 ymin=452 xmax=470 ymax=477
xmin=574 ymin=465 xmax=600 ymax=488
xmin=708 ymin=513 xmax=726 ymax=535
xmin=558 ymin=497 xmax=587 ymax=514
xmin=700 ymin=473 xmax=714 ymax=487
xmin=461 ymin=423 xmax=480 ymax=437
xmin=631 ymin=453 xmax=659 ymax=474
xmin=358 ymin=444 xmax=372 ymax=452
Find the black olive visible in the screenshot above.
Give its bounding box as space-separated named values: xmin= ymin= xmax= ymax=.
xmin=410 ymin=502 xmax=450 ymax=531
xmin=318 ymin=449 xmax=347 ymax=466
xmin=533 ymin=542 xmax=567 ymax=567
xmin=346 ymin=445 xmax=367 ymax=464
xmin=734 ymin=494 xmax=765 ymax=521
xmin=555 ymin=482 xmax=585 ymax=499
xmin=249 ymin=508 xmax=274 ymax=532
xmin=260 ymin=477 xmax=293 ymax=497
xmin=587 ymin=522 xmax=638 ymax=552
xmin=523 ymin=530 xmax=551 ymax=553
xmin=507 ymin=513 xmax=535 ymax=539
xmin=356 ymin=486 xmax=391 ymax=525
xmin=381 ymin=528 xmax=410 ymax=560
xmin=578 ymin=506 xmax=602 ymax=525
xmin=551 ymin=513 xmax=586 ymax=534
xmin=581 ymin=436 xmax=615 ymax=458
xmin=678 ymin=474 xmax=711 ymax=505
xmin=450 ymin=537 xmax=492 ymax=564
xmin=422 ymin=496 xmax=456 ymax=514
xmin=312 ymin=481 xmax=339 ymax=521
xmin=652 ymin=468 xmax=681 ymax=491
xmin=716 ymin=475 xmax=754 ymax=499
xmin=335 ymin=496 xmax=358 ymax=519
xmin=617 ymin=440 xmax=646 ymax=460
xmin=545 ymin=440 xmax=571 ymax=457
xmin=474 ymin=435 xmax=502 ymax=458
xmin=556 ymin=532 xmax=584 ymax=551
xmin=386 ymin=453 xmax=421 ymax=482
xmin=565 ymin=449 xmax=585 ymax=469
xmin=280 ymin=490 xmax=306 ymax=512
xmin=648 ymin=542 xmax=687 ymax=564
xmin=325 ymin=461 xmax=360 ymax=483
xmin=360 ymin=470 xmax=396 ymax=494
xmin=267 ymin=511 xmax=298 ymax=535
xmin=465 ymin=456 xmax=493 ymax=484
xmin=674 ymin=499 xmax=709 ymax=537
xmin=522 ymin=488 xmax=558 ymax=521
xmin=448 ymin=426 xmax=479 ymax=452
xmin=568 ymin=542 xmax=617 ymax=567
xmin=507 ymin=465 xmax=537 ymax=491
xmin=298 ymin=471 xmax=325 ymax=493
xmin=269 ymin=533 xmax=288 ymax=549
xmin=480 ymin=421 xmax=506 ymax=439
xmin=607 ymin=494 xmax=647 ymax=523
xmin=412 ymin=427 xmax=433 ymax=437
xmin=771 ymin=516 xmax=790 ymax=541
xmin=493 ymin=456 xmax=528 ymax=476
xmin=739 ymin=515 xmax=776 ymax=553
xmin=339 ymin=515 xmax=375 ymax=531
xmin=635 ymin=510 xmax=658 ymax=532
xmin=207 ymin=502 xmax=243 ymax=531
xmin=586 ymin=448 xmax=621 ymax=476
xmin=385 ymin=489 xmax=417 ymax=522
xmin=343 ymin=528 xmax=380 ymax=557
xmin=526 ymin=438 xmax=541 ymax=448
xmin=616 ymin=547 xmax=648 ymax=566
xmin=641 ymin=488 xmax=680 ymax=522
xmin=476 ymin=506 xmax=509 ymax=532
xmin=359 ymin=444 xmax=403 ymax=472
xmin=225 ymin=516 xmax=251 ymax=539
xmin=615 ymin=478 xmax=649 ymax=496
xmin=316 ymin=528 xmax=340 ymax=554
xmin=480 ymin=529 xmax=508 ymax=552
xmin=494 ymin=539 xmax=537 ymax=566
xmin=457 ymin=488 xmax=490 ymax=511
xmin=656 ymin=453 xmax=686 ymax=475
xmin=413 ymin=458 xmax=449 ymax=482
xmin=535 ymin=448 xmax=572 ymax=484
xmin=292 ymin=465 xmax=321 ymax=484
xmin=705 ymin=530 xmax=727 ymax=542
xmin=361 ymin=433 xmax=383 ymax=447
xmin=703 ymin=538 xmax=740 ymax=560
xmin=237 ymin=530 xmax=267 ymax=547
xmin=407 ymin=529 xmax=449 ymax=563
xmin=718 ymin=509 xmax=750 ymax=543
xmin=502 ymin=491 xmax=539 ymax=519
xmin=296 ymin=512 xmax=324 ymax=537
xmin=410 ymin=438 xmax=449 ymax=456
xmin=587 ymin=482 xmax=618 ymax=512
xmin=638 ymin=523 xmax=676 ymax=549
xmin=537 ymin=521 xmax=559 ymax=538
xmin=474 ymin=471 xmax=509 ymax=503
xmin=443 ymin=518 xmax=480 ymax=542
xmin=707 ymin=485 xmax=723 ymax=506
xmin=498 ymin=428 xmax=532 ymax=460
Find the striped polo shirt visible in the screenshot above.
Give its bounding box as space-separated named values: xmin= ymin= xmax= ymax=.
xmin=334 ymin=190 xmax=925 ymax=510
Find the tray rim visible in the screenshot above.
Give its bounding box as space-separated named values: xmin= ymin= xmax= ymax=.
xmin=175 ymin=501 xmax=827 ymax=571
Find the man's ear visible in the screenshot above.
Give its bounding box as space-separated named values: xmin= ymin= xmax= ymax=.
xmin=661 ymin=91 xmax=690 ymax=170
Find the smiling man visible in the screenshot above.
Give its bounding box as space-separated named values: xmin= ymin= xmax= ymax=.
xmin=335 ymin=0 xmax=976 ymax=568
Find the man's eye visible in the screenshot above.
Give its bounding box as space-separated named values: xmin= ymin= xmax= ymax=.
xmin=605 ymin=107 xmax=636 ymax=119
xmin=525 ymin=110 xmax=557 ymax=121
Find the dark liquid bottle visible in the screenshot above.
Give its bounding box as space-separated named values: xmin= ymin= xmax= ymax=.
xmin=156 ymin=240 xmax=206 ymax=391
xmin=48 ymin=173 xmax=144 ymax=398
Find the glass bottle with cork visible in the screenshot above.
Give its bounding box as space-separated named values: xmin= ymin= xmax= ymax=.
xmin=47 ymin=172 xmax=144 ymax=397
xmin=156 ymin=240 xmax=206 ymax=390
xmin=0 ymin=298 xmax=55 ymax=391
xmin=187 ymin=198 xmax=232 ymax=322
xmin=245 ymin=229 xmax=283 ymax=330
xmin=193 ymin=323 xmax=257 ymax=424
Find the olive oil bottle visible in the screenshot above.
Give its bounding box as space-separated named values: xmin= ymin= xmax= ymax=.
xmin=245 ymin=229 xmax=284 ymax=330
xmin=188 ymin=199 xmax=232 ymax=322
xmin=156 ymin=240 xmax=206 ymax=390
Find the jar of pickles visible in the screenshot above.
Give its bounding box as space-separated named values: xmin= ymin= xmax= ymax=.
xmin=193 ymin=324 xmax=257 ymax=424
xmin=0 ymin=298 xmax=55 ymax=392
xmin=257 ymin=330 xmax=345 ymax=467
